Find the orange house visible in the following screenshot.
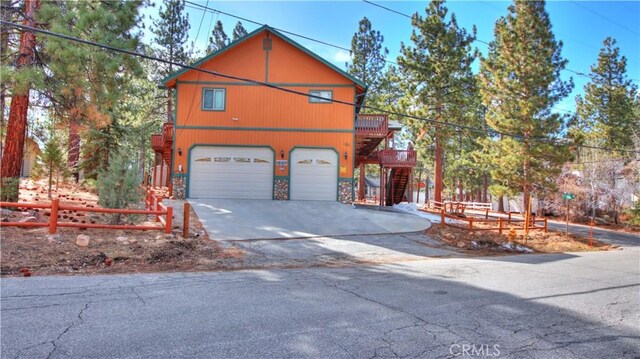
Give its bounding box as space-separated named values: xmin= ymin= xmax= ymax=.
xmin=152 ymin=25 xmax=416 ymax=204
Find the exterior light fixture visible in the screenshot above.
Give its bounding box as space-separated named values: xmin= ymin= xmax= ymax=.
xmin=177 ymin=147 xmax=182 ymax=156
xmin=281 ymin=150 xmax=285 ymax=159
xmin=344 ymin=152 xmax=348 ymax=160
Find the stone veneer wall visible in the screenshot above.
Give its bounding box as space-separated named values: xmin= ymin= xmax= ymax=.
xmin=274 ymin=177 xmax=289 ymax=200
xmin=338 ymin=179 xmax=353 ymax=204
xmin=172 ymin=176 xmax=186 ymax=199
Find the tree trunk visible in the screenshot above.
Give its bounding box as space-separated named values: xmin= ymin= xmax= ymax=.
xmin=0 ymin=0 xmax=39 ymax=201
xmin=68 ymin=116 xmax=81 ymax=182
xmin=458 ymin=179 xmax=463 ymax=202
xmin=434 ymin=133 xmax=443 ymax=203
xmin=47 ymin=160 xmax=53 ymax=199
xmin=482 ymin=174 xmax=488 ymax=202
xmin=497 ymin=194 xmax=505 ymax=213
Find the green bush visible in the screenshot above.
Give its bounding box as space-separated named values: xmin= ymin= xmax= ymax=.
xmin=0 ymin=177 xmax=20 ymax=202
xmin=97 ymin=150 xmax=143 ymax=224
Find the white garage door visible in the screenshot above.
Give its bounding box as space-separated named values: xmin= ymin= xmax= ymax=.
xmin=290 ymin=148 xmax=338 ymax=201
xmin=189 ymin=146 xmax=273 ymax=199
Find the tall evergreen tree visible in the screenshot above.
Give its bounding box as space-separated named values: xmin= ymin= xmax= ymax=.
xmin=346 ymin=16 xmax=388 ymax=107
xmin=38 ymin=0 xmax=143 ymax=182
xmin=397 ymin=0 xmax=478 ymax=203
xmin=208 ymin=20 xmax=229 ymax=52
xmin=479 ymin=0 xmax=573 ymax=211
xmin=232 ymin=21 xmax=248 ymax=41
xmin=152 ymin=0 xmax=190 ymax=77
xmin=569 ymin=37 xmax=637 ymax=223
xmin=571 ymin=37 xmax=637 ymax=151
xmin=0 ymin=0 xmax=40 ymax=201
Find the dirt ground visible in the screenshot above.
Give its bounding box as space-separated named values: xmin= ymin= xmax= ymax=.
xmin=425 ymin=224 xmax=615 ymax=256
xmin=0 ymin=180 xmax=245 ymax=277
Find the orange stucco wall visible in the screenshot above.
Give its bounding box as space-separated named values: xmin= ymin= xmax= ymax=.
xmin=169 ymin=29 xmax=359 ymax=179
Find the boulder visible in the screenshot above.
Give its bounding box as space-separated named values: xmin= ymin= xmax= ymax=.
xmin=76 ymin=234 xmax=90 ymax=247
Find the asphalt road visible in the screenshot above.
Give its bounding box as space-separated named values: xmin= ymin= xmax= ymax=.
xmin=2 ymin=246 xmax=639 ymax=358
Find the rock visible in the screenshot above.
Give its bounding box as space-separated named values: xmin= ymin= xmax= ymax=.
xmin=19 ymin=216 xmax=38 ymax=223
xmin=46 ymin=234 xmax=61 ymax=243
xmin=76 ymin=234 xmax=90 ymax=247
xmin=594 ymin=217 xmax=609 ymax=225
xmin=129 ymin=239 xmax=138 ymax=245
xmin=1 ymin=217 xmax=8 ymax=222
xmin=457 ymin=241 xmax=467 ymax=248
xmin=116 ymin=236 xmax=128 ymax=242
xmin=122 ymin=241 xmax=130 ymax=245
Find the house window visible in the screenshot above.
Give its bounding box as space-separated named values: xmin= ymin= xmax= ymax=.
xmin=309 ymin=90 xmax=332 ymax=103
xmin=202 ymin=88 xmax=226 ymax=111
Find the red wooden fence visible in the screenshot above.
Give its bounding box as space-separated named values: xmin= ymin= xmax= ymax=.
xmin=1 ymin=189 xmax=173 ymax=234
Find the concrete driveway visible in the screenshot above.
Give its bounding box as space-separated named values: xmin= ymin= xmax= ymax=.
xmin=189 ymin=199 xmax=431 ymax=240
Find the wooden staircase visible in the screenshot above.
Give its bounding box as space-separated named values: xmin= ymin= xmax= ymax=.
xmin=386 ymin=168 xmax=411 ymax=205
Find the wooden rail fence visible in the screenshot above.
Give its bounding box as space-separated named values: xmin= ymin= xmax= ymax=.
xmin=422 ymin=208 xmax=547 ymax=234
xmin=1 ymin=188 xmax=173 ymax=234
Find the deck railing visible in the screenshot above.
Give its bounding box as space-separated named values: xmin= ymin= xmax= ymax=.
xmin=151 ymin=134 xmax=163 ymax=152
xmin=378 ymin=149 xmax=417 ymax=167
xmin=355 ymin=114 xmax=388 ymax=137
xmin=162 ymin=122 xmax=173 ymax=144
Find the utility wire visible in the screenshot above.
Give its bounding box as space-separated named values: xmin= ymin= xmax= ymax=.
xmin=183 ymin=0 xmax=400 ymax=66
xmin=2 ymin=20 xmax=638 ymax=155
xmin=361 ymin=0 xmax=639 ymax=84
xmin=570 ymin=1 xmax=639 ymax=36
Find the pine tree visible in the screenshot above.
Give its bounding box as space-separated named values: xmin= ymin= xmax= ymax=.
xmin=346 ymin=16 xmax=388 ymax=106
xmin=479 ymin=0 xmax=573 ymax=211
xmin=397 ymin=0 xmax=478 ymax=203
xmin=208 ymin=20 xmax=229 ymax=52
xmin=232 ymin=21 xmax=248 ymax=41
xmin=38 ymin=0 xmax=143 ymax=183
xmin=0 ymin=0 xmax=40 ymax=202
xmin=152 ymin=0 xmax=190 ymax=77
xmin=571 ymin=37 xmax=637 ymax=151
xmin=570 ymin=37 xmax=637 ymax=223
xmin=33 ymin=136 xmax=66 ymax=199
xmin=98 ymin=150 xmax=143 ymax=224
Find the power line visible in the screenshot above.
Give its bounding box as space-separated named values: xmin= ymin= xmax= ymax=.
xmin=570 ymin=1 xmax=639 ymax=36
xmin=183 ymin=0 xmax=400 ymax=66
xmin=2 ymin=20 xmax=638 ymax=156
xmin=361 ymin=0 xmax=638 ymax=83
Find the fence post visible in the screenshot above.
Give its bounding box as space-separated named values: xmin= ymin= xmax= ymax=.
xmin=544 ymin=218 xmax=548 ymax=233
xmin=182 ymin=202 xmax=190 ymax=238
xmin=440 ymin=208 xmax=445 ymax=229
xmin=524 ymin=211 xmax=529 ymax=236
xmin=165 ymin=206 xmax=173 ymax=234
xmin=589 ymin=218 xmax=594 ymax=247
xmin=468 ymin=217 xmax=474 ymax=231
xmin=48 ymin=199 xmax=59 ymax=234
xmin=485 ymin=209 xmax=489 ymax=219
xmin=498 ymin=217 xmax=503 ymax=235
xmin=508 ymin=212 xmax=511 ymax=224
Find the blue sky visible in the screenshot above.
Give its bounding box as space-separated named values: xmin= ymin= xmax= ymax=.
xmin=142 ymin=1 xmax=640 ymax=114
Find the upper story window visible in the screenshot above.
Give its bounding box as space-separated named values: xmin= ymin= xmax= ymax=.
xmin=309 ymin=90 xmax=332 ymax=104
xmin=202 ymin=88 xmax=226 ymax=111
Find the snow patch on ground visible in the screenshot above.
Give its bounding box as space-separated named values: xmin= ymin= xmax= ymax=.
xmin=393 ymin=203 xmax=465 ymax=224
xmin=500 ymin=242 xmax=534 ymax=253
